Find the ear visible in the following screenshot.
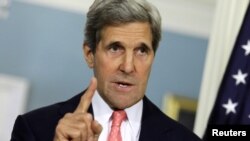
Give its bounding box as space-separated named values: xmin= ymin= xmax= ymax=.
xmin=83 ymin=43 xmax=94 ymax=68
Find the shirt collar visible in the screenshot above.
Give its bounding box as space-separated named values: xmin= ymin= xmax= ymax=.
xmin=92 ymin=90 xmax=143 ymax=133
xmin=92 ymin=90 xmax=113 ymax=124
xmin=124 ymin=98 xmax=143 ymax=136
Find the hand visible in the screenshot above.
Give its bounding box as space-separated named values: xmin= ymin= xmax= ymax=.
xmin=53 ymin=77 xmax=102 ymax=141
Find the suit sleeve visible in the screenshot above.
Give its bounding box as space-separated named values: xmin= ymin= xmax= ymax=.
xmin=10 ymin=115 xmax=36 ymax=141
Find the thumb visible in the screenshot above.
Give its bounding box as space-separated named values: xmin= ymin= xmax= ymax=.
xmin=91 ymin=120 xmax=103 ymax=140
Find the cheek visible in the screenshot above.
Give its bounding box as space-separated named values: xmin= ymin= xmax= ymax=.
xmin=94 ymin=55 xmax=118 ymax=79
xmin=136 ymin=65 xmax=152 ymax=91
xmin=137 ymin=60 xmax=153 ymax=78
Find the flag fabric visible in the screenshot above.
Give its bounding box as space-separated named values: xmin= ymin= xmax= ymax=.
xmin=203 ymin=2 xmax=250 ymax=140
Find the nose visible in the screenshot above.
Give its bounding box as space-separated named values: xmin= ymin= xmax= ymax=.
xmin=119 ymin=52 xmax=135 ymax=74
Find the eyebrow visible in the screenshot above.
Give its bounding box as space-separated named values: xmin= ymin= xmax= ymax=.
xmin=106 ymin=41 xmax=152 ymax=50
xmin=106 ymin=41 xmax=123 ymax=48
xmin=138 ymin=43 xmax=152 ymax=50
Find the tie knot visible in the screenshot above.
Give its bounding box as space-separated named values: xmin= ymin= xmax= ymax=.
xmin=111 ymin=110 xmax=127 ymax=127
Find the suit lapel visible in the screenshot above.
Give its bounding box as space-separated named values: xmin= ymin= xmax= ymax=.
xmin=139 ymin=96 xmax=171 ymax=141
xmin=59 ymin=91 xmax=94 ymax=116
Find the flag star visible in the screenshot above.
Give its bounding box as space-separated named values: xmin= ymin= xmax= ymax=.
xmin=242 ymin=40 xmax=250 ymax=56
xmin=222 ymin=99 xmax=238 ymax=115
xmin=232 ymin=69 xmax=248 ymax=85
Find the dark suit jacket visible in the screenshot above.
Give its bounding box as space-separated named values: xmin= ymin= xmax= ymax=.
xmin=11 ymin=91 xmax=202 ymax=141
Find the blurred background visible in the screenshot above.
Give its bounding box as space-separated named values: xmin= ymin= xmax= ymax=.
xmin=0 ymin=0 xmax=216 ymax=140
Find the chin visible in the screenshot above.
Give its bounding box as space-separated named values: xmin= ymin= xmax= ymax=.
xmin=110 ymin=99 xmax=139 ymax=110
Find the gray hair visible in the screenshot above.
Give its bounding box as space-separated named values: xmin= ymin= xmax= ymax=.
xmin=84 ymin=0 xmax=162 ymax=53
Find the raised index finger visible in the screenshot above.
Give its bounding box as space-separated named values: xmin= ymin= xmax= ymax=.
xmin=75 ymin=77 xmax=97 ymax=113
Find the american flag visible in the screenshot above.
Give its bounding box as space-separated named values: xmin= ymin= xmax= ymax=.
xmin=203 ymin=2 xmax=250 ymax=140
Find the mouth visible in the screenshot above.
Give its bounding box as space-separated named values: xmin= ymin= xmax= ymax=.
xmin=116 ymin=81 xmax=133 ymax=87
xmin=112 ymin=81 xmax=135 ymax=92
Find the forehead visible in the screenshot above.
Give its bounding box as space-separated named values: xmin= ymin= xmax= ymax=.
xmin=100 ymin=22 xmax=152 ymax=45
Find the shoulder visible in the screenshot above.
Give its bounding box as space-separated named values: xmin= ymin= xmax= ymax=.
xmin=23 ymin=92 xmax=82 ymax=121
xmin=141 ymin=96 xmax=202 ymax=141
xmin=11 ymin=92 xmax=83 ymax=140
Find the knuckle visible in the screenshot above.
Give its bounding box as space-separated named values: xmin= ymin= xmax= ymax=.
xmin=64 ymin=113 xmax=73 ymax=118
xmin=57 ymin=119 xmax=64 ymax=128
xmin=55 ymin=123 xmax=64 ymax=134
xmin=74 ymin=130 xmax=82 ymax=137
xmin=79 ymin=122 xmax=88 ymax=130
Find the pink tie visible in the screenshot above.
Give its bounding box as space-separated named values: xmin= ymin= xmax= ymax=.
xmin=108 ymin=110 xmax=127 ymax=141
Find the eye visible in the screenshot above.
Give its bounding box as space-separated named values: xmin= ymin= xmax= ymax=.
xmin=107 ymin=42 xmax=124 ymax=54
xmin=139 ymin=47 xmax=148 ymax=53
xmin=136 ymin=45 xmax=150 ymax=56
xmin=109 ymin=45 xmax=121 ymax=53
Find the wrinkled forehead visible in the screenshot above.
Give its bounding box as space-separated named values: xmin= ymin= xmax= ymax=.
xmin=98 ymin=22 xmax=153 ymax=49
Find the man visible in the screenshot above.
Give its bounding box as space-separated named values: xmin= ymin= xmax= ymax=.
xmin=11 ymin=0 xmax=202 ymax=141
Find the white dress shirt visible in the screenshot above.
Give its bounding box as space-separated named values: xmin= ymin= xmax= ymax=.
xmin=92 ymin=90 xmax=143 ymax=141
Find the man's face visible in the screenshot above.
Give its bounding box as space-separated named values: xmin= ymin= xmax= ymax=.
xmin=84 ymin=22 xmax=155 ymax=109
